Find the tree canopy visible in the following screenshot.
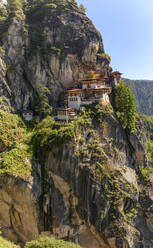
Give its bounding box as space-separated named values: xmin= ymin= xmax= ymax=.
xmin=115 ymin=80 xmax=137 ymax=133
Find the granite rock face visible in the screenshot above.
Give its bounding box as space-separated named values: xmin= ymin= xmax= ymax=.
xmin=0 ymin=107 xmax=152 ymax=248
xmin=0 ymin=174 xmax=40 ymax=244
xmin=0 ymin=0 xmax=111 ymax=111
xmin=39 ymin=113 xmax=153 ymax=248
xmin=0 ymin=1 xmax=152 ymax=248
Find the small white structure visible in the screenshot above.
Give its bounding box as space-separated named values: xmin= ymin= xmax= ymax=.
xmin=57 ymin=108 xmax=77 ymax=122
xmin=22 ymin=110 xmax=33 ymax=121
xmin=68 ymin=91 xmax=82 ymax=110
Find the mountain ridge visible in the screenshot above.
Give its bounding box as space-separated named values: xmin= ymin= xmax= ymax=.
xmin=123 ymin=78 xmax=153 ymax=116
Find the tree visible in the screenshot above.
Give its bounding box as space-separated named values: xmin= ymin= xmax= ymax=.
xmin=35 ymin=84 xmax=52 ymax=118
xmin=115 ymin=80 xmax=136 ymax=133
xmin=79 ymin=4 xmax=86 ymax=13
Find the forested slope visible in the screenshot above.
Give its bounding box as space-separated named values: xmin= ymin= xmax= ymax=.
xmin=124 ymin=78 xmax=153 ymax=116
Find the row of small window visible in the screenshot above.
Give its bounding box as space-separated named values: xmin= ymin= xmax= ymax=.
xmin=58 ymin=112 xmax=67 ymax=116
xmin=69 ymin=98 xmax=78 ymax=101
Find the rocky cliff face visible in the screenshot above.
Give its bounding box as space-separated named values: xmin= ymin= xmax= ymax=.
xmin=0 ymin=0 xmax=111 ymax=111
xmin=1 ymin=105 xmax=152 ymax=248
xmin=35 ymin=109 xmax=153 ymax=248
xmin=0 ymin=1 xmax=153 ymax=248
xmin=0 ymin=175 xmax=40 ymax=244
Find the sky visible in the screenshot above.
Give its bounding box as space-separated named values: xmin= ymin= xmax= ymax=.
xmin=77 ymin=0 xmax=153 ymax=80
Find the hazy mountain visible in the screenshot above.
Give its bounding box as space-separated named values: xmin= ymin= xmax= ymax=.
xmin=124 ymin=78 xmax=153 ymax=116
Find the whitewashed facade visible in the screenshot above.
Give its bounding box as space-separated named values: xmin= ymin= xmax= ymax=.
xmin=22 ymin=111 xmax=33 ymax=121
xmin=68 ymin=95 xmax=81 ymax=110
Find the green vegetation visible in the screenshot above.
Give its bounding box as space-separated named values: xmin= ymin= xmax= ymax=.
xmin=124 ymin=78 xmax=153 ymax=116
xmin=0 ymin=98 xmax=33 ymax=177
xmin=33 ymin=116 xmax=75 ymax=152
xmin=104 ymin=53 xmax=111 ymax=63
xmin=9 ymin=0 xmax=24 ymax=12
xmin=140 ymin=114 xmax=153 ymax=165
xmin=0 ymin=106 xmax=25 ymax=149
xmin=0 ymin=6 xmax=7 ymax=17
xmin=33 ymin=108 xmax=92 ymax=160
xmin=79 ymin=4 xmax=86 ymax=13
xmin=25 ymin=235 xmax=82 ymax=248
xmin=115 ymin=80 xmax=137 ymax=133
xmin=29 ymin=29 xmax=61 ymax=57
xmin=124 ymin=207 xmax=138 ymax=222
xmin=22 ymin=24 xmax=29 ymax=33
xmin=35 ymin=84 xmax=52 ymax=118
xmin=95 ymin=162 xmax=138 ymax=237
xmin=29 ymin=30 xmax=47 ymax=56
xmin=0 ymin=6 xmax=8 ymax=33
xmin=0 ymin=6 xmax=8 ymax=22
xmin=0 ymin=144 xmax=32 ymax=178
xmin=85 ymin=103 xmax=113 ymax=124
xmin=0 ymin=227 xmax=19 ymax=248
xmin=32 ymin=103 xmax=113 ymax=164
xmin=7 ymin=64 xmax=18 ymax=73
xmin=0 ymin=101 xmax=111 ymax=176
xmin=140 ymin=114 xmax=153 ymax=139
xmin=0 ymin=236 xmax=19 ymax=248
xmin=0 ymin=46 xmax=5 ymax=56
xmin=147 ymin=139 xmax=153 ymax=165
xmin=0 ymin=0 xmax=25 ymax=34
xmin=69 ymin=0 xmax=78 ymax=7
xmin=138 ymin=165 xmax=153 ymax=186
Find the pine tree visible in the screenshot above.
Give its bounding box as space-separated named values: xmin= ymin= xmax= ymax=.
xmin=35 ymin=84 xmax=52 ymax=118
xmin=115 ymin=80 xmax=136 ymax=133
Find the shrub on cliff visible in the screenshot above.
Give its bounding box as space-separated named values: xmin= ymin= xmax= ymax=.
xmin=35 ymin=84 xmax=52 ymax=118
xmin=69 ymin=0 xmax=78 ymax=7
xmin=0 ymin=236 xmax=19 ymax=248
xmin=147 ymin=139 xmax=153 ymax=165
xmin=79 ymin=4 xmax=86 ymax=13
xmin=115 ymin=80 xmax=136 ymax=133
xmin=0 ymin=98 xmax=33 ymax=177
xmin=25 ymin=235 xmax=82 ymax=248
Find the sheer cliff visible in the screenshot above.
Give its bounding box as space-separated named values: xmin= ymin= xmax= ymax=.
xmin=0 ymin=1 xmax=153 ymax=248
xmin=0 ymin=103 xmax=153 ymax=248
xmin=0 ymin=0 xmax=111 ymax=112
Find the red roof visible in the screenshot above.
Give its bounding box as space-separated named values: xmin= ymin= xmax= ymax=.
xmin=67 ymin=89 xmax=82 ymax=92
